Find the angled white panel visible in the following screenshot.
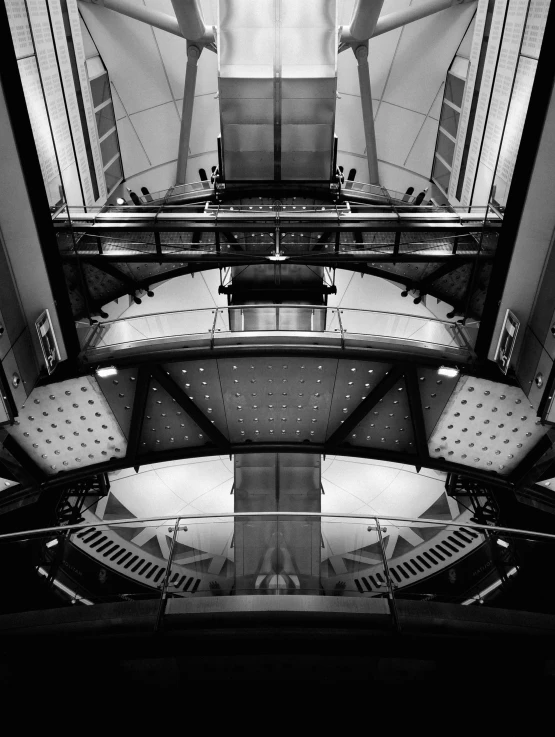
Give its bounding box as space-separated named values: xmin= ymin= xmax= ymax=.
xmin=405 ymin=116 xmax=439 ymax=177
xmin=151 ymin=27 xmax=187 ymax=99
xmin=336 ymin=93 xmax=366 ymax=155
xmin=79 ymin=3 xmax=174 ymax=115
xmin=195 ymin=49 xmax=219 ymax=96
xmin=116 ymin=116 xmax=151 ymax=176
xmin=428 ymin=84 xmax=444 ymax=121
xmin=337 ymin=49 xmax=360 ymax=97
xmin=382 ymin=3 xmax=476 ymax=115
xmin=110 ymin=83 xmax=127 ymax=121
xmin=337 ymin=151 xmax=369 ymax=182
xmin=375 ymin=101 xmax=425 ymax=166
xmin=189 ymin=93 xmax=221 ymax=155
xmin=130 ymin=102 xmax=181 ymax=166
xmin=378 ymin=160 xmax=431 ymax=196
xmin=124 ymin=160 xmax=177 ymax=195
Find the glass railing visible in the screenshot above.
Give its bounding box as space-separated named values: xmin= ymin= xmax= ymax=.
xmin=79 ymin=305 xmax=478 ymax=359
xmin=0 ymin=511 xmax=551 ymax=631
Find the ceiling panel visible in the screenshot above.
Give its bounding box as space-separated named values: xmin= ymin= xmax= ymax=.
xmin=79 ymin=4 xmax=174 ymax=115
xmin=375 ymin=101 xmax=426 ymax=167
xmin=130 ymin=101 xmax=181 ymax=166
xmin=115 ymin=116 xmax=151 ymax=176
xmin=404 ymin=115 xmax=440 ymax=177
xmin=381 ymin=3 xmax=476 ymax=115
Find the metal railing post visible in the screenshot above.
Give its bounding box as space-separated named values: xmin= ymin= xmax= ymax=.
xmin=210 ymin=308 xmax=218 ymax=348
xmin=337 ymin=308 xmax=345 ymax=349
xmin=374 ymin=517 xmax=401 ymax=633
xmin=155 ymin=517 xmax=186 ymax=632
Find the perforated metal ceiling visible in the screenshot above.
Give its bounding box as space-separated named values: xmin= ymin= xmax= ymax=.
xmin=429 ymin=376 xmax=549 ymax=475
xmin=8 ymin=377 xmax=127 ymax=474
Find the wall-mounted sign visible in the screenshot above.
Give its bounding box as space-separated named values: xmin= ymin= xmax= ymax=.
xmin=494 ymin=309 xmax=520 ymax=375
xmin=35 ymin=309 xmax=60 ymax=375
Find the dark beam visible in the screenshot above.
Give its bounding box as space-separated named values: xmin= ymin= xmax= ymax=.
xmin=416 ymin=261 xmax=465 ymax=292
xmin=26 ymin=441 xmax=517 ymax=496
xmin=507 ymin=432 xmax=555 ymax=487
xmin=1 ymin=434 xmax=46 ymax=486
xmin=150 ymin=365 xmax=230 ymax=450
xmin=325 ymin=365 xmax=405 ymax=448
xmin=125 ymin=365 xmax=151 ymax=466
xmin=90 ymin=261 xmax=138 ymax=291
xmin=405 ymin=366 xmax=430 ymax=468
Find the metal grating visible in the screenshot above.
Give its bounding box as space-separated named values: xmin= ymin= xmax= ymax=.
xmin=342 ymin=376 xmax=415 ymax=453
xmin=429 ymin=376 xmax=549 ymax=475
xmin=163 ymin=360 xmax=229 ymax=439
xmin=96 ymin=368 xmax=138 ymax=440
xmin=8 ymin=377 xmax=127 ymax=474
xmin=139 ymin=377 xmax=208 ymax=453
xmin=218 ymin=357 xmax=338 ymax=443
xmin=325 ymin=361 xmax=392 ymax=440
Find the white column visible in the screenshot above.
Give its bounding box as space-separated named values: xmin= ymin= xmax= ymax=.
xmin=175 ymin=43 xmax=201 ymax=185
xmin=341 ymin=0 xmax=476 ymax=43
xmin=170 ymin=0 xmax=215 ymax=43
xmin=354 ymin=45 xmax=379 ymax=185
xmin=79 ymin=0 xmax=183 ymax=39
xmin=349 ymin=0 xmax=386 ymax=41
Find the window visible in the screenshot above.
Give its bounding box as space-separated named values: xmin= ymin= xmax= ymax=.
xmin=436 ymin=132 xmax=456 ymax=168
xmin=439 ymin=102 xmax=460 ymax=138
xmin=444 ymin=72 xmax=465 ymax=110
xmin=104 ymin=157 xmax=123 ymax=194
xmin=95 ymin=102 xmax=116 ymax=138
xmin=90 ymin=72 xmax=110 ymax=109
xmin=100 ymin=131 xmax=120 ymax=167
xmin=432 ymin=156 xmax=451 ymax=194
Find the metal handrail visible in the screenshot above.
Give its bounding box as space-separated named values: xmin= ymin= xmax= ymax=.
xmin=88 ymin=304 xmax=463 ymax=329
xmin=3 ymin=511 xmax=555 ymax=543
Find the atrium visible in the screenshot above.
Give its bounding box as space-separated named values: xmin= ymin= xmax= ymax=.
xmin=1 ymin=0 xmax=555 ymax=684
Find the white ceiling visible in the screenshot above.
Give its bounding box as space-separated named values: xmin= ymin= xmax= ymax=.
xmin=79 ymin=0 xmax=476 ymax=197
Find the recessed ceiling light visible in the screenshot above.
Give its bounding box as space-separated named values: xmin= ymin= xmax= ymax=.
xmin=437 ymin=366 xmax=459 ymax=378
xmin=96 ymin=366 xmax=117 ymax=378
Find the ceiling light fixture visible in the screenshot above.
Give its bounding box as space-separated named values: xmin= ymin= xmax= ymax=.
xmin=46 ymin=539 xmax=59 ymax=548
xmin=438 ymin=366 xmax=460 ymax=378
xmin=96 ymin=366 xmax=118 ymax=378
xmin=496 ymin=538 xmax=510 ymax=549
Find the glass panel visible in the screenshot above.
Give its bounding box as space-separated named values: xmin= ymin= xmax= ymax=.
xmin=436 ymin=131 xmax=456 ymax=168
xmin=100 ymin=131 xmax=120 ymax=167
xmin=445 ymin=72 xmax=465 ymax=109
xmin=96 ymin=102 xmax=116 ymax=138
xmin=432 ymin=155 xmax=451 ymax=193
xmin=104 ymin=156 xmax=123 ymax=193
xmin=90 ymin=72 xmax=110 ymax=109
xmin=439 ymin=102 xmax=460 ymax=138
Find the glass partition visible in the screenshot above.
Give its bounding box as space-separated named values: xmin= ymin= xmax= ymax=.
xmin=0 ymin=513 xmax=553 ymax=630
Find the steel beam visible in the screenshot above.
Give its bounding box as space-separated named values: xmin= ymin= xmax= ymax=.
xmin=151 ymin=365 xmax=229 ymax=450
xmin=170 ymin=0 xmax=214 ymax=42
xmin=79 ymin=0 xmax=183 ymax=38
xmin=340 ymin=0 xmax=477 ymax=44
xmin=354 ymin=45 xmax=380 ymax=185
xmin=176 ymin=44 xmax=201 ymax=186
xmin=326 ymin=365 xmax=405 ymax=448
xmin=348 ymin=0 xmax=386 ymax=41
xmin=125 ymin=365 xmax=150 ymax=466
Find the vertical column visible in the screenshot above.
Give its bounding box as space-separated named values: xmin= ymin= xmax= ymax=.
xmin=176 ymin=43 xmax=201 ymax=185
xmin=354 ymin=44 xmax=379 ymax=185
xmin=234 ymin=453 xmax=321 ymax=595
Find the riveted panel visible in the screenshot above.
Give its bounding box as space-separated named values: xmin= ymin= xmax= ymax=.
xmin=0 ymin=475 xmax=17 ymax=491
xmin=429 ymin=376 xmax=549 ymax=475
xmin=96 ymin=368 xmax=138 ymax=440
xmin=163 ymin=360 xmax=229 ymax=439
xmin=139 ymin=378 xmax=207 ymax=454
xmin=417 ymin=368 xmax=460 ymax=439
xmin=218 ymin=357 xmax=337 ymax=443
xmin=342 ymin=376 xmax=416 ymax=453
xmin=7 ymin=377 xmax=126 ymax=474
xmin=326 ymin=361 xmax=392 ymax=440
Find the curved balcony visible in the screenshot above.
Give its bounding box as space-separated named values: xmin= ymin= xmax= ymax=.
xmin=80 ymin=305 xmax=477 ymax=364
